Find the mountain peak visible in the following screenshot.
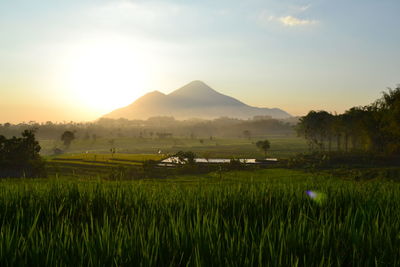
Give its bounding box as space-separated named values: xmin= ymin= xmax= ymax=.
xmin=103 ymin=81 xmax=292 ymax=120
xmin=132 ymin=90 xmax=166 ymax=106
xmin=146 ymin=90 xmax=165 ymax=96
xmin=169 ymin=80 xmax=218 ymax=97
xmin=187 ymin=80 xmax=208 ymax=87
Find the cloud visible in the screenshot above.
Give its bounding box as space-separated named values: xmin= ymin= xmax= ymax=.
xmin=258 ymin=8 xmax=318 ymax=28
xmin=279 ymin=16 xmax=317 ymax=26
xmin=289 ymin=4 xmax=311 ymax=13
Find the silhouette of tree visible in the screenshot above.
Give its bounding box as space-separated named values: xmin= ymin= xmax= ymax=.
xmin=243 ymin=130 xmax=251 ymax=140
xmin=0 ymin=130 xmax=46 ymax=178
xmin=297 ymin=85 xmax=400 ymax=156
xmin=256 ymin=140 xmax=271 ymax=158
xmin=61 ymin=131 xmax=75 ymax=148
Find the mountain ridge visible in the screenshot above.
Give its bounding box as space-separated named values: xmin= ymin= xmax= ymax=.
xmin=103 ymin=81 xmax=291 ymax=120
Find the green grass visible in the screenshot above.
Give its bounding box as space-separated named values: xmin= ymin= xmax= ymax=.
xmin=0 ymin=169 xmax=399 ymax=266
xmin=42 ymin=136 xmax=307 ymax=178
xmin=40 ymin=136 xmax=308 ymax=159
xmin=50 ymin=153 xmax=165 ymax=162
xmin=45 ymin=153 xmax=164 ymax=178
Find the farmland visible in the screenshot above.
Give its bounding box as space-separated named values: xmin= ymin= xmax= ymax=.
xmin=45 ymin=153 xmax=164 ymax=178
xmin=39 ymin=135 xmax=308 ymax=159
xmin=0 ymin=169 xmax=399 ymax=266
xmin=1 ymin=133 xmax=399 ymax=266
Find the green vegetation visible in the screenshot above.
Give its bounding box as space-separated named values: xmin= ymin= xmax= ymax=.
xmin=46 ymin=153 xmax=164 ymax=178
xmin=1 ymin=85 xmax=399 ymax=266
xmin=0 ymin=130 xmax=46 ymax=178
xmin=61 ymin=130 xmax=76 ymax=148
xmin=39 ymin=136 xmax=307 ymax=159
xmin=297 ymin=85 xmax=400 ymax=155
xmin=50 ymin=153 xmax=164 ymax=163
xmin=0 ymin=169 xmax=399 ymax=266
xmin=256 ymin=139 xmax=271 ymax=158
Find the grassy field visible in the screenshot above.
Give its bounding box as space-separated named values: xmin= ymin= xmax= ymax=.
xmin=45 ymin=153 xmax=164 ymax=178
xmin=41 ymin=136 xmax=308 ymax=178
xmin=0 ymin=169 xmax=399 ymax=266
xmin=39 ymin=136 xmax=308 ymax=159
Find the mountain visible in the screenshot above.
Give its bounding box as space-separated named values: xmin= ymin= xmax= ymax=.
xmin=103 ymin=81 xmax=291 ymax=120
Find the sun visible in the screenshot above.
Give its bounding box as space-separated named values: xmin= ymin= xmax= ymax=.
xmin=65 ymin=39 xmax=151 ymax=114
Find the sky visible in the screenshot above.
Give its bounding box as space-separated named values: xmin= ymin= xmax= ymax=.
xmin=1 ymin=0 xmax=399 ymax=123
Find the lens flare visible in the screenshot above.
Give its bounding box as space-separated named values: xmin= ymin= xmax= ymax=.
xmin=306 ymin=190 xmax=326 ymax=204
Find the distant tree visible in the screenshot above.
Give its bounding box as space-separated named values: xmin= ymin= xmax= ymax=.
xmin=243 ymin=130 xmax=252 ymax=140
xmin=175 ymin=151 xmax=196 ymax=165
xmin=203 ymin=151 xmax=212 ymax=163
xmin=156 ymin=132 xmax=172 ymax=139
xmin=331 ymin=114 xmax=343 ymax=151
xmin=256 ymin=140 xmax=271 ymax=158
xmin=377 ymin=85 xmax=400 ymax=154
xmin=297 ymin=110 xmax=332 ymax=151
xmin=109 ymin=139 xmax=116 ymax=157
xmin=52 ymin=148 xmax=63 ymax=155
xmin=61 ymin=131 xmax=75 ymax=148
xmin=110 ymin=148 xmax=116 ymax=158
xmin=296 ymin=111 xmax=318 ymax=150
xmin=83 ymin=132 xmax=90 ymax=140
xmin=296 ymin=85 xmax=400 ymax=156
xmin=108 ymin=139 xmax=115 ymax=146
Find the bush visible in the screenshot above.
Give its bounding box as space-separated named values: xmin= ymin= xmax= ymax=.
xmin=175 ymin=151 xmax=196 ymax=165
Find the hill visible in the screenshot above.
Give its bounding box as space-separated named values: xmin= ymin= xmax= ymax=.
xmin=103 ymin=81 xmax=291 ymax=120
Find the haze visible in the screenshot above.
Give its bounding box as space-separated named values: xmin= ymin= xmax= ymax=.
xmin=1 ymin=0 xmax=399 ymax=123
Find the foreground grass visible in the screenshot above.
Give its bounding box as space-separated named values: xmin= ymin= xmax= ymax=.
xmin=0 ymin=169 xmax=399 ymax=266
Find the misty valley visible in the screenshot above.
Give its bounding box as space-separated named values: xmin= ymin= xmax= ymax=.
xmin=1 ymin=0 xmax=400 ymax=263
xmin=0 ymin=84 xmax=400 ymax=266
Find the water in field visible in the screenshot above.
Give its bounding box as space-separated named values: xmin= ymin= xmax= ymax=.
xmin=160 ymin=157 xmax=277 ymax=165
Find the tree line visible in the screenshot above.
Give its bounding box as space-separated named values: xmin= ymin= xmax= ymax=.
xmin=297 ymin=85 xmax=400 ymax=155
xmin=0 ymin=116 xmax=295 ymax=141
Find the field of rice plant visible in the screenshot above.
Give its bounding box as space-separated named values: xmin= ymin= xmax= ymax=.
xmin=39 ymin=136 xmax=308 ymax=159
xmin=0 ymin=169 xmax=399 ymax=266
xmin=45 ymin=153 xmax=164 ymax=178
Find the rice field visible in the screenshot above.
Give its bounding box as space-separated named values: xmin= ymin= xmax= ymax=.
xmin=45 ymin=153 xmax=164 ymax=178
xmin=51 ymin=153 xmax=165 ymax=162
xmin=39 ymin=136 xmax=308 ymax=159
xmin=0 ymin=169 xmax=399 ymax=266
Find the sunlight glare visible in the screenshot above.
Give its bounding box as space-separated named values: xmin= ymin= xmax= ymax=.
xmin=66 ymin=39 xmax=151 ymax=114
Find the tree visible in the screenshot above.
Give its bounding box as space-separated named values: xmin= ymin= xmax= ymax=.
xmin=297 ymin=111 xmax=333 ymax=152
xmin=175 ymin=151 xmax=196 ymax=165
xmin=296 ymin=85 xmax=400 ymax=156
xmin=256 ymin=140 xmax=271 ymax=158
xmin=296 ymin=111 xmax=320 ymax=151
xmin=61 ymin=131 xmax=75 ymax=148
xmin=0 ymin=130 xmax=46 ymax=178
xmin=377 ymin=85 xmax=400 ymax=154
xmin=243 ymin=130 xmax=251 ymax=140
xmin=331 ymin=114 xmax=343 ymax=151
